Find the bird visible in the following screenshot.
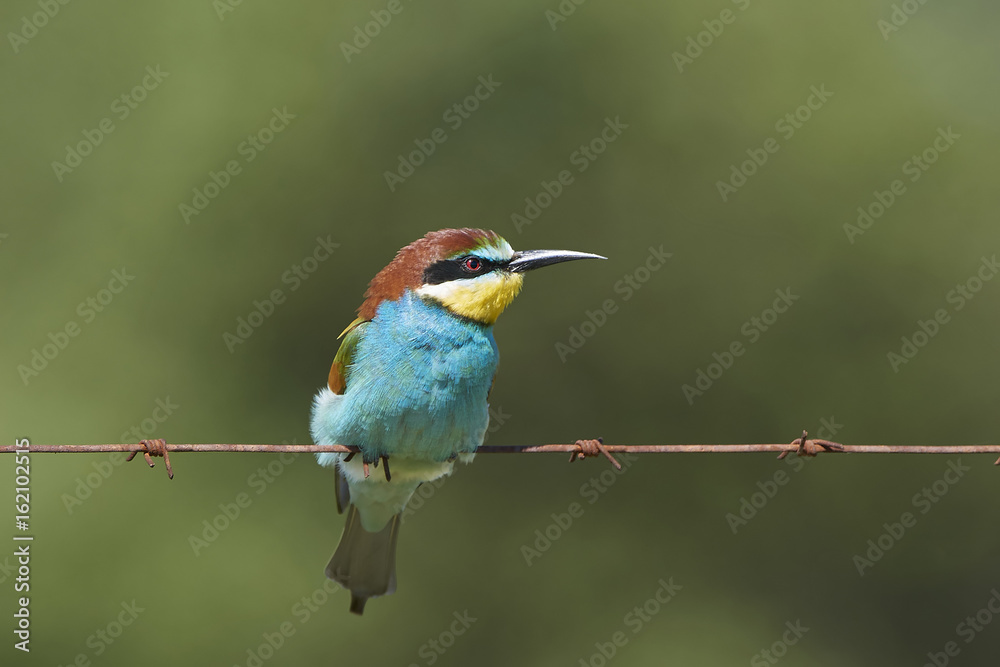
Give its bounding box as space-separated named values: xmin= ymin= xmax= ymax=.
xmin=309 ymin=228 xmax=605 ymax=614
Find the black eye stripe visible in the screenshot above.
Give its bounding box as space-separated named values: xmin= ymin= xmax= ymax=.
xmin=423 ymin=256 xmax=503 ymax=285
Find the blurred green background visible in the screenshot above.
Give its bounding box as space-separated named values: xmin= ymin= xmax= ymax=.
xmin=3 ymin=0 xmax=1000 ymax=665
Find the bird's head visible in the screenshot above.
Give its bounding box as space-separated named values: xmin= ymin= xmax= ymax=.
xmin=357 ymin=228 xmax=605 ymax=325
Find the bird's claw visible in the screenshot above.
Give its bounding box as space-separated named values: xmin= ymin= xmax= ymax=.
xmin=360 ymin=454 xmax=392 ymax=481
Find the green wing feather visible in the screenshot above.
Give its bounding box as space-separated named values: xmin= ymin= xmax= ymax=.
xmin=328 ymin=319 xmax=365 ymax=394
xmin=327 ymin=319 xmax=366 ymax=515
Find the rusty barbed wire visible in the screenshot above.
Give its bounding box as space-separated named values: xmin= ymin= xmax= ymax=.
xmin=3 ymin=432 xmax=1000 ymax=479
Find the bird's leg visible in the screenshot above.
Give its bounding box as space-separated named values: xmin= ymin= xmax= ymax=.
xmin=360 ymin=452 xmax=383 ymax=479
xmin=355 ymin=452 xmax=390 ymax=481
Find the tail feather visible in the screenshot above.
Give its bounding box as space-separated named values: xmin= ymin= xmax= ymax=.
xmin=334 ymin=466 xmax=351 ymax=514
xmin=326 ymin=504 xmax=400 ymax=615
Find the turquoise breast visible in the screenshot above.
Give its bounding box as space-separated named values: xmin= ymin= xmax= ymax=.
xmin=321 ymin=290 xmax=498 ymax=461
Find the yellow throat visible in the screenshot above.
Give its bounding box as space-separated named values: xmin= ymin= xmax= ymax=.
xmin=416 ymin=271 xmax=524 ymax=325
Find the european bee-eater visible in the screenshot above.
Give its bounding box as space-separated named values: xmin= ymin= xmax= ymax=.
xmin=310 ymin=228 xmax=604 ymax=614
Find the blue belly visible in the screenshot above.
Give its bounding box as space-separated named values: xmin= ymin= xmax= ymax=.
xmin=316 ymin=291 xmax=498 ymax=461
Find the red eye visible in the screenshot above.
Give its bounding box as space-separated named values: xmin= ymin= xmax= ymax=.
xmin=464 ymin=257 xmax=482 ymax=272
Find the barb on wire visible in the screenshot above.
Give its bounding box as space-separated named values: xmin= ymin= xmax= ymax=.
xmin=3 ymin=431 xmax=1000 ymax=479
xmin=126 ymin=438 xmax=173 ymax=479
xmin=777 ymin=430 xmax=844 ymax=459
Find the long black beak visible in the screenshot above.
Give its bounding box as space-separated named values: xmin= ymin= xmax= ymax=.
xmin=507 ymin=249 xmax=606 ymax=273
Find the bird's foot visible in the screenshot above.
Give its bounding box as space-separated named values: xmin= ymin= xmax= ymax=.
xmin=777 ymin=430 xmax=845 ymax=459
xmin=569 ymin=437 xmax=622 ymax=470
xmin=360 ymin=454 xmax=392 ymax=481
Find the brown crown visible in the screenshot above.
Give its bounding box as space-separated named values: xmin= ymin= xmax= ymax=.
xmin=357 ymin=228 xmax=501 ymax=321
